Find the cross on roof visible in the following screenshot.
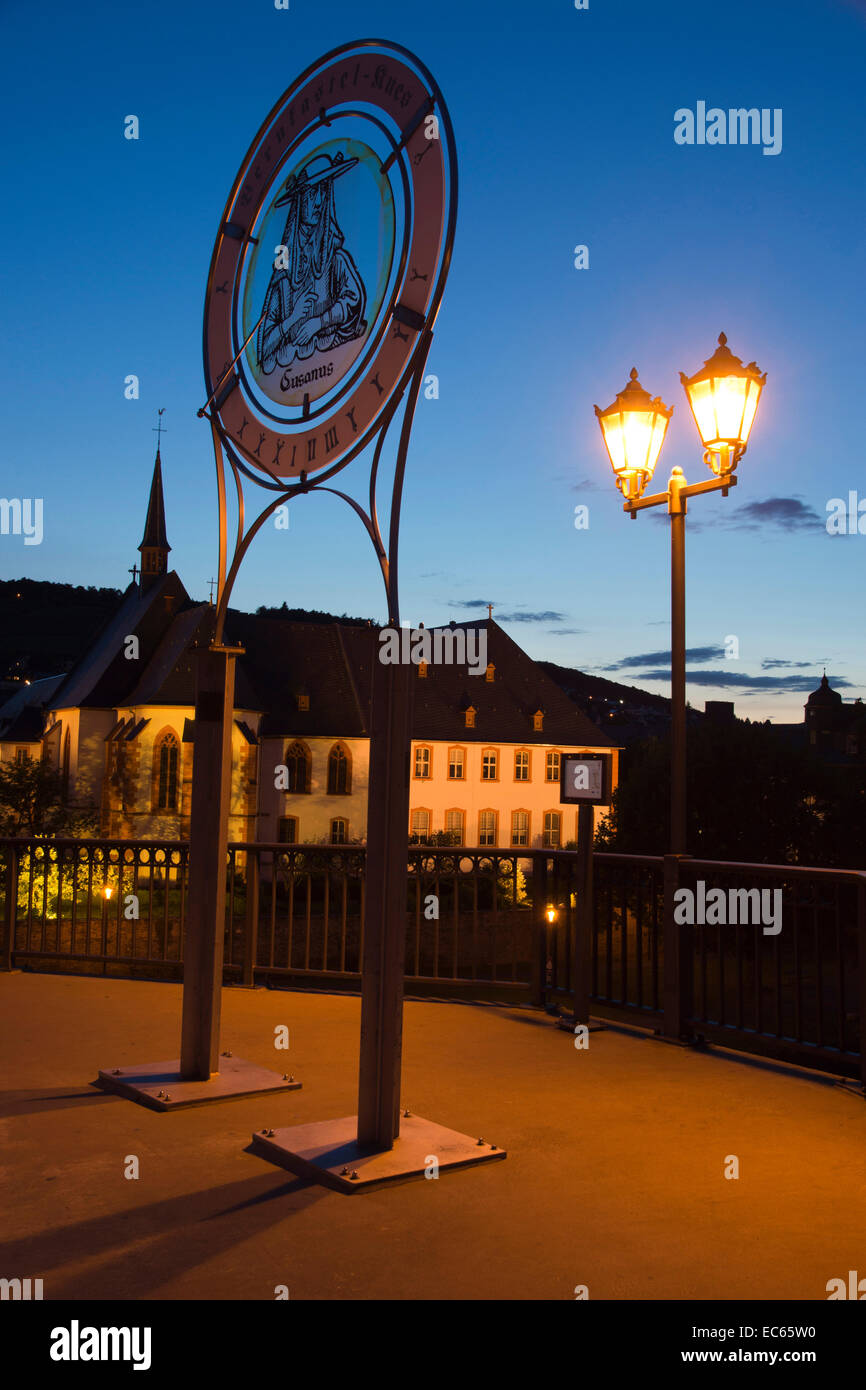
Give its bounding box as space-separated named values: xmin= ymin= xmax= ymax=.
xmin=152 ymin=408 xmax=167 ymax=446
xmin=487 ymin=603 xmax=493 ymax=620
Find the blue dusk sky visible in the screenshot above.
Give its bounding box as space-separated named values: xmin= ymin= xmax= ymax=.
xmin=1 ymin=0 xmax=864 ymax=721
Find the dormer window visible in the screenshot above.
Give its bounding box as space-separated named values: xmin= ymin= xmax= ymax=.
xmin=532 ymin=709 xmax=544 ymax=732
xmin=465 ymin=705 xmax=476 ymax=729
xmin=485 ymin=663 xmax=495 ymax=682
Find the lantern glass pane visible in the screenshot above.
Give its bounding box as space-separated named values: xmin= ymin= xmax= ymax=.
xmin=600 ymin=411 xmax=627 ymax=474
xmin=621 ymin=409 xmax=655 ymax=475
xmin=647 ymin=412 xmax=668 ymax=477
xmin=686 ymin=377 xmax=719 ymax=445
xmin=711 ymin=375 xmax=750 ymax=443
xmin=739 ymin=377 xmax=761 ymax=444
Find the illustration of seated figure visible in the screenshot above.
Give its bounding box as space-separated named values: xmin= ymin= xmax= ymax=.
xmin=256 ymin=151 xmax=367 ymax=375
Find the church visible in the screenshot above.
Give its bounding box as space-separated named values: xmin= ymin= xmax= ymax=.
xmin=6 ymin=448 xmax=620 ymax=848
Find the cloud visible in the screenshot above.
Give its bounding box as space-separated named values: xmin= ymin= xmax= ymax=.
xmin=632 ymin=668 xmax=855 ymax=693
xmin=604 ymin=645 xmax=725 ymax=671
xmin=571 ymin=476 xmax=606 ymax=494
xmin=724 ymin=496 xmax=822 ymax=531
xmin=447 ymin=600 xmax=570 ymax=625
xmin=760 ymin=659 xmax=819 ymax=670
xmin=498 ymin=610 xmax=569 ymax=623
xmin=646 ymin=494 xmax=821 ymax=533
xmin=547 ymin=627 xmax=587 ymax=636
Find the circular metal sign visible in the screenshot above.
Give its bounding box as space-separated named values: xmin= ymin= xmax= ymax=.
xmin=203 ymin=40 xmax=456 ymax=482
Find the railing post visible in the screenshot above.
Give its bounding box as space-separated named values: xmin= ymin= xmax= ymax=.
xmin=530 ymin=852 xmax=548 ymax=1007
xmin=243 ymin=847 xmax=259 ymax=989
xmin=662 ymin=853 xmax=693 ymax=1041
xmin=858 ymin=876 xmax=866 ymax=1095
xmin=2 ymin=843 xmax=17 ymax=972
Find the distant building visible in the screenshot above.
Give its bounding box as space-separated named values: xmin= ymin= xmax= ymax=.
xmin=804 ymin=673 xmax=866 ymax=760
xmin=23 ymin=447 xmax=619 ymax=847
xmin=0 ymin=676 xmax=64 ymax=766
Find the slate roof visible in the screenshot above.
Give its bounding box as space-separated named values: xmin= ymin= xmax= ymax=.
xmin=48 ymin=572 xmax=191 ymax=711
xmin=231 ymin=616 xmax=614 ymax=747
xmin=227 ymin=613 xmax=367 ymax=737
xmin=408 ymin=621 xmax=614 ymax=746
xmin=122 ymin=603 xmax=258 ymax=711
xmin=44 ymin=588 xmax=614 ymax=749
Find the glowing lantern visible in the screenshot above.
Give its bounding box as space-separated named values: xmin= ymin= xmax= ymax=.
xmin=679 ymin=332 xmax=765 ymax=476
xmin=594 ymin=369 xmax=672 ymax=501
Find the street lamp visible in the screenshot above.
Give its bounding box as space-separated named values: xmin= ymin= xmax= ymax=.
xmin=594 ymin=333 xmax=766 ymax=854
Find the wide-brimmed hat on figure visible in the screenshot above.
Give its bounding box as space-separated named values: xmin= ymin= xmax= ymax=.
xmin=274 ymin=151 xmax=358 ymax=206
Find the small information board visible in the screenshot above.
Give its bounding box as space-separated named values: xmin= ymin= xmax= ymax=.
xmin=560 ymin=752 xmax=613 ymax=805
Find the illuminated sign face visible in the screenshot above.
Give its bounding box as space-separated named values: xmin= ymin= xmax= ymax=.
xmin=204 ymin=41 xmax=456 ymax=482
xmin=560 ymin=754 xmax=612 ymax=805
xmin=240 ymin=139 xmax=396 ymax=413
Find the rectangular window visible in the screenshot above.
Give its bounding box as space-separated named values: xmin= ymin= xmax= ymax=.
xmin=515 ymin=750 xmax=530 ymax=781
xmin=448 ymin=747 xmax=464 ymax=780
xmin=445 ymin=809 xmax=464 ymax=843
xmin=414 ymin=746 xmax=431 ymax=779
xmin=511 ymin=810 xmax=529 ymax=847
xmin=545 ymin=750 xmax=561 ymax=782
xmin=543 ymin=811 xmax=561 ymax=848
xmin=278 ymin=816 xmax=298 ymax=844
xmin=411 ymin=808 xmax=431 ymax=840
xmin=481 ymin=750 xmax=498 ymax=781
xmin=479 ymin=810 xmax=497 ymax=847
xmin=330 ymin=818 xmax=348 ymax=845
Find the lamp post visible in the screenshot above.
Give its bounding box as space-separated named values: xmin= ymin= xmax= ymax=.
xmin=595 ymin=334 xmax=765 ymax=854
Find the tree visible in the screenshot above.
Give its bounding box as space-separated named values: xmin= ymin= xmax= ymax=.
xmin=594 ymin=721 xmax=865 ymax=869
xmin=0 ymin=755 xmax=97 ymax=837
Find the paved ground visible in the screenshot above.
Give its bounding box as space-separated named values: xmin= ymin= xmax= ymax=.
xmin=1 ymin=971 xmax=865 ymax=1301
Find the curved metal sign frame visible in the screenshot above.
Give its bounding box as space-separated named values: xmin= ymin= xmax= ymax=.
xmin=200 ymin=39 xmax=457 ymax=638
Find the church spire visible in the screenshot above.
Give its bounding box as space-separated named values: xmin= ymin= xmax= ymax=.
xmin=138 ymin=443 xmax=171 ymax=590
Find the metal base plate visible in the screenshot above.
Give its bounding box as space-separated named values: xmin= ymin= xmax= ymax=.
xmin=251 ymin=1113 xmax=506 ymax=1192
xmin=95 ymin=1057 xmax=301 ymax=1111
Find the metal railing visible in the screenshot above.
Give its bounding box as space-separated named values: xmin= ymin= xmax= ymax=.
xmin=2 ymin=837 xmax=864 ymax=1083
